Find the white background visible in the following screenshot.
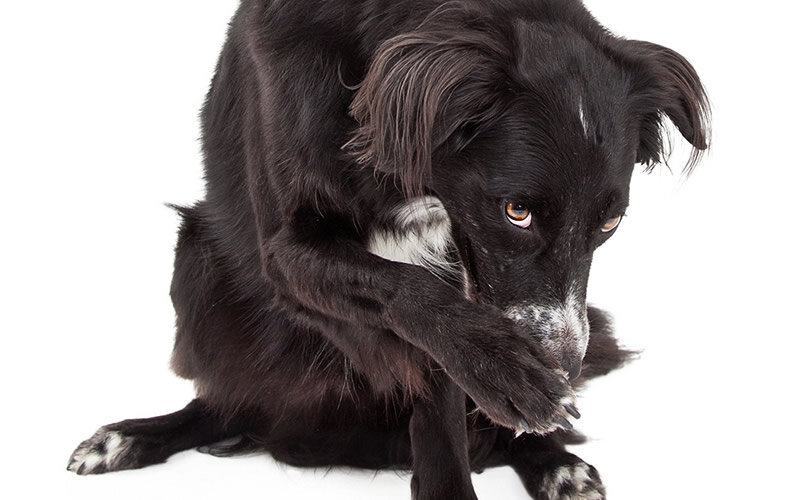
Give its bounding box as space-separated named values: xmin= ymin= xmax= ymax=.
xmin=1 ymin=1 xmax=798 ymax=499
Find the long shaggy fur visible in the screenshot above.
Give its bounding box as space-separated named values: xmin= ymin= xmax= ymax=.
xmin=69 ymin=1 xmax=708 ymax=498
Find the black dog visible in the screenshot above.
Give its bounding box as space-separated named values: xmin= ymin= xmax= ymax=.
xmin=68 ymin=1 xmax=709 ymax=498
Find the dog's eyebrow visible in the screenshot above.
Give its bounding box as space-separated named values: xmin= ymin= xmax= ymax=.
xmin=600 ymin=192 xmax=629 ymax=216
xmin=486 ymin=172 xmax=558 ymax=202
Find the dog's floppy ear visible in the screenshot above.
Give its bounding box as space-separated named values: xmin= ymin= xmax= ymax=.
xmin=348 ymin=10 xmax=509 ymax=197
xmin=620 ymin=40 xmax=711 ymax=173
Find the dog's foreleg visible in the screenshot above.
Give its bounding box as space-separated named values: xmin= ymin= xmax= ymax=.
xmin=67 ymin=399 xmax=242 ymax=475
xmin=266 ymin=225 xmax=577 ymax=434
xmin=409 ymin=369 xmax=477 ymax=500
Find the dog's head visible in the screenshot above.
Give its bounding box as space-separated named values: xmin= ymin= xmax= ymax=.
xmin=351 ymin=7 xmax=710 ymax=379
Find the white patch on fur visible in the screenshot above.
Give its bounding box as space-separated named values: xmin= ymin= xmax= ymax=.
xmin=462 ymin=267 xmax=476 ymax=300
xmin=578 ymin=96 xmax=590 ymax=138
xmin=504 ymin=286 xmax=589 ymax=363
xmin=368 ymin=196 xmax=462 ymax=280
xmin=67 ymin=429 xmax=134 ymax=475
xmin=539 ymin=462 xmax=605 ymax=500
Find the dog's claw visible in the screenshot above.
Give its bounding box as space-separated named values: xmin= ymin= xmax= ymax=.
xmin=518 ymin=418 xmax=533 ymax=434
xmin=564 ymin=404 xmax=581 ymax=419
xmin=555 ymin=415 xmax=573 ymax=430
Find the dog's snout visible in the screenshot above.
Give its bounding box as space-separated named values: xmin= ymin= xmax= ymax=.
xmin=504 ymin=296 xmax=589 ymax=381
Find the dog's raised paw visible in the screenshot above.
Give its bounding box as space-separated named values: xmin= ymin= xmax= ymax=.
xmin=537 ymin=461 xmax=606 ymax=500
xmin=67 ymin=428 xmax=134 ymax=475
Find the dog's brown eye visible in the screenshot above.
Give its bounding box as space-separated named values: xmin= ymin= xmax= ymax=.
xmin=601 ymin=215 xmax=622 ymax=232
xmin=505 ymin=202 xmax=532 ymax=228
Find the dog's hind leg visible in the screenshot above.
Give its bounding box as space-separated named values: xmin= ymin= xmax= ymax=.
xmin=504 ymin=434 xmax=606 ymax=500
xmin=67 ymin=399 xmax=242 ymax=475
xmin=409 ymin=370 xmax=477 ymax=500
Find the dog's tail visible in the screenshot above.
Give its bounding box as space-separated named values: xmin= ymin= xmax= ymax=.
xmin=575 ymin=306 xmax=638 ymax=387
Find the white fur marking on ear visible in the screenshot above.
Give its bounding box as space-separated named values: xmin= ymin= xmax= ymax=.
xmin=367 ymin=196 xmax=462 ymax=280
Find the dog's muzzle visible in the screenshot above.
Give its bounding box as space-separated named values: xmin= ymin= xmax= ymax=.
xmin=505 ymin=297 xmax=590 ymax=380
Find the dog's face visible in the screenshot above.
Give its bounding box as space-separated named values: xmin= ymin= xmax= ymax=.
xmin=432 ymin=99 xmax=635 ymax=378
xmin=353 ymin=13 xmax=709 ymax=378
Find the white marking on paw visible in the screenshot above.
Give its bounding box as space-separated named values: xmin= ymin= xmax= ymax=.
xmin=368 ymin=196 xmax=462 ymax=280
xmin=540 ymin=462 xmax=605 ymax=500
xmin=67 ymin=429 xmax=134 ymax=475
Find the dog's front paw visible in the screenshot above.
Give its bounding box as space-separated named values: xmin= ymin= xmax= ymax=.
xmin=535 ymin=461 xmax=605 ymax=500
xmin=481 ymin=366 xmax=577 ymax=437
xmin=67 ymin=427 xmax=135 ymax=475
xmin=444 ymin=318 xmax=579 ymax=435
xmin=505 ymin=371 xmax=578 ymax=437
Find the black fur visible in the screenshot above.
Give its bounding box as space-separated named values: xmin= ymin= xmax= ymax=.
xmin=68 ymin=1 xmax=708 ymax=498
